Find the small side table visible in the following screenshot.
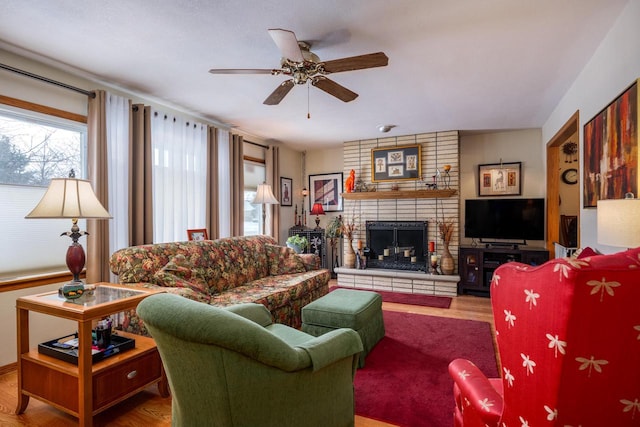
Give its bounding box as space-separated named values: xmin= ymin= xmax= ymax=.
xmin=15 ymin=282 xmax=169 ymax=427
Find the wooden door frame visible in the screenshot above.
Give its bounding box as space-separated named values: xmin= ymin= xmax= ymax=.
xmin=546 ymin=110 xmax=580 ymax=257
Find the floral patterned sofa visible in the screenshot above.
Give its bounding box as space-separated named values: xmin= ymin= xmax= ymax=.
xmin=109 ymin=235 xmax=330 ymax=335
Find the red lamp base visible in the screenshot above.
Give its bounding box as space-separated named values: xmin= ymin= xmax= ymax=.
xmin=61 ymin=242 xmax=86 ymax=299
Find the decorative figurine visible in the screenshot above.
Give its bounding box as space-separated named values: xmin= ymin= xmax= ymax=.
xmin=345 ymin=169 xmax=356 ymax=193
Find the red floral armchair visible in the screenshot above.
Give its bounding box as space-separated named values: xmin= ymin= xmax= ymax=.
xmin=449 ymin=247 xmax=640 ymax=426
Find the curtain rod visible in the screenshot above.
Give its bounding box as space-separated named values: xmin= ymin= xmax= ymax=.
xmin=245 ymin=140 xmax=269 ymax=150
xmin=0 ymin=62 xmax=96 ymax=98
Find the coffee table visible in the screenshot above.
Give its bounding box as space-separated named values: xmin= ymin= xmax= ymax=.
xmin=15 ymin=282 xmax=169 ymax=427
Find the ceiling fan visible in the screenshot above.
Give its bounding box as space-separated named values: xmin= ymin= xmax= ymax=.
xmin=209 ymin=28 xmax=389 ymax=105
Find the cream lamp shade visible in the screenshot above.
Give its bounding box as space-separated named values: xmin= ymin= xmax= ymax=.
xmin=252 ymin=182 xmax=280 ymax=205
xmin=596 ymin=198 xmax=640 ymax=248
xmin=25 ymin=177 xmax=112 ymax=219
xmin=252 ymin=182 xmax=279 ymax=234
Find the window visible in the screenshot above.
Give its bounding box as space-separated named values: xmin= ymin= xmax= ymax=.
xmin=0 ymin=104 xmax=87 ymax=280
xmin=244 ymin=160 xmax=265 ymax=236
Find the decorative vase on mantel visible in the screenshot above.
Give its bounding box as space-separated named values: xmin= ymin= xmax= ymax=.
xmin=440 ymin=243 xmax=455 ymax=275
xmin=344 ymin=239 xmax=356 ymax=268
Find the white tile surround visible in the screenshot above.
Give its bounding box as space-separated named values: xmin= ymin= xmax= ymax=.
xmin=339 ymin=131 xmax=461 ymax=297
xmin=335 ymin=267 xmax=460 ymax=297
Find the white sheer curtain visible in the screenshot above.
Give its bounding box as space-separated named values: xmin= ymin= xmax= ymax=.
xmin=217 ymin=128 xmax=231 ymax=238
xmin=151 ymin=110 xmax=207 ymax=243
xmin=105 ymin=93 xmax=130 ymax=273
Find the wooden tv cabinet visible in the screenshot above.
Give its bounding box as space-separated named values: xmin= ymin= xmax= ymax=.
xmin=458 ymin=245 xmax=549 ymax=296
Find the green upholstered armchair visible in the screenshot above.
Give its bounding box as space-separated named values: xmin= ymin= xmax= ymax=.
xmin=137 ymin=293 xmax=363 ymax=427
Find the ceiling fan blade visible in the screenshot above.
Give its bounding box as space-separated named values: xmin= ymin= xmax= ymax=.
xmin=209 ymin=69 xmax=274 ymax=75
xmin=312 ymin=76 xmax=358 ymax=102
xmin=268 ymin=28 xmax=304 ymax=62
xmin=322 ymin=52 xmax=389 ymax=73
xmin=263 ymin=80 xmax=295 ymax=105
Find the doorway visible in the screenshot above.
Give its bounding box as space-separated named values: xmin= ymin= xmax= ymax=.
xmin=546 ymin=111 xmax=580 ymax=257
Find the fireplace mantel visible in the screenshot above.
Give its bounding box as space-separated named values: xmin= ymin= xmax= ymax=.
xmin=341 ymin=189 xmax=456 ymax=200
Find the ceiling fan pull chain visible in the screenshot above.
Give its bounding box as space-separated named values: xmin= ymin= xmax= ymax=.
xmin=307 ymin=81 xmax=311 ymax=119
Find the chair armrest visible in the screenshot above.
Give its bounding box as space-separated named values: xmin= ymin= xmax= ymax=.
xmin=225 ymin=303 xmax=273 ymax=327
xmin=448 ymin=358 xmax=503 ymax=426
xmin=296 ymin=328 xmax=363 ymax=372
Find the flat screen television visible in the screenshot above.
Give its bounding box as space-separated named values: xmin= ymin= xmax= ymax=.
xmin=464 ymin=198 xmax=545 ymax=242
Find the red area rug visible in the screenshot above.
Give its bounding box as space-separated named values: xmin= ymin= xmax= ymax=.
xmin=355 ymin=311 xmax=498 ymax=427
xmin=331 ymin=286 xmax=452 ymax=309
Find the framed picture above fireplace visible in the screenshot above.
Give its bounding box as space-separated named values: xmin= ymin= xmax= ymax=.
xmin=371 ymin=144 xmax=422 ymax=182
xmin=309 ymin=172 xmax=343 ymax=212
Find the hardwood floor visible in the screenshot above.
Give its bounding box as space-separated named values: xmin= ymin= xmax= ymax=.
xmin=0 ymin=287 xmax=493 ymax=427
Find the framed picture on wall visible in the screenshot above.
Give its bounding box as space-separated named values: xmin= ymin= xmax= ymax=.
xmin=583 ymin=79 xmax=638 ymax=207
xmin=477 ymin=162 xmax=522 ymax=196
xmin=309 ymin=172 xmax=343 ymax=212
xmin=371 ymin=144 xmax=422 ymax=182
xmin=280 ymin=177 xmax=292 ymax=206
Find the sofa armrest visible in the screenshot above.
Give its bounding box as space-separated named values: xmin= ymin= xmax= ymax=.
xmin=225 ymin=303 xmax=273 ymax=327
xmin=448 ymin=358 xmax=503 ymax=426
xmin=296 ymin=328 xmax=363 ymax=372
xmin=298 ymin=253 xmax=321 ymax=270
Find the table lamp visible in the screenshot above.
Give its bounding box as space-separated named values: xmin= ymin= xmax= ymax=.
xmin=25 ymin=171 xmax=111 ymax=299
xmin=597 ymin=194 xmax=640 ymax=249
xmin=310 ymin=202 xmax=325 ymax=230
xmin=252 ymin=182 xmax=279 ymax=234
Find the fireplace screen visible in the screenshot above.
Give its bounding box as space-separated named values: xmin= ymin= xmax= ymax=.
xmin=366 ymin=221 xmax=428 ymax=272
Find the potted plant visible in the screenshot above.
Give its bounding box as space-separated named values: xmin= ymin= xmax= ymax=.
xmin=286 ymin=235 xmax=308 ymax=254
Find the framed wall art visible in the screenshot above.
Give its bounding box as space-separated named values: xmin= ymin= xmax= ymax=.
xmin=187 ymin=228 xmax=208 ymax=241
xmin=280 ymin=177 xmax=292 ymax=207
xmin=583 ymin=79 xmax=638 ymax=208
xmin=309 ymin=172 xmax=343 ymax=212
xmin=371 ymin=144 xmax=422 ymax=182
xmin=478 ymin=162 xmax=522 ymax=196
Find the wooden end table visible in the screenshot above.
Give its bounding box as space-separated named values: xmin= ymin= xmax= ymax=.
xmin=15 ymin=282 xmax=169 ymax=427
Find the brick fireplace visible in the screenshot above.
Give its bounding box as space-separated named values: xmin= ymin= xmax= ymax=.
xmin=337 ymin=131 xmax=460 ymax=297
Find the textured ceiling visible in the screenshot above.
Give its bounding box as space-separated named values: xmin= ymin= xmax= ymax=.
xmin=0 ymin=0 xmax=629 ymax=150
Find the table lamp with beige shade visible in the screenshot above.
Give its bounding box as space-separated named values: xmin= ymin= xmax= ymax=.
xmin=25 ymin=170 xmax=111 ymax=299
xmin=597 ymin=193 xmax=640 ymax=249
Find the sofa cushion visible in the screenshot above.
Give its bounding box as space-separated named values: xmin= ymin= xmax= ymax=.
xmin=154 ymin=254 xmax=211 ymax=295
xmin=265 ymin=244 xmax=306 ymax=276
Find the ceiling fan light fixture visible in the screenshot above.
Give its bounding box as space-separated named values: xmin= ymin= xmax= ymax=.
xmin=378 ymin=124 xmax=396 ymax=133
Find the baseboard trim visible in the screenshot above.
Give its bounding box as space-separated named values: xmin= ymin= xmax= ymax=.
xmin=0 ymin=363 xmax=16 ymax=376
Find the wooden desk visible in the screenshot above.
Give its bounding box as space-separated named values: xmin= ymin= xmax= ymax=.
xmin=15 ymin=283 xmax=169 ymax=427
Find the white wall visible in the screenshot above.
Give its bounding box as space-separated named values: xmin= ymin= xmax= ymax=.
xmin=277 ymin=146 xmax=303 ymax=244
xmin=305 ymin=146 xmax=344 ymax=230
xmin=542 ymin=0 xmax=640 ymax=254
xmin=459 ymin=129 xmax=545 ymax=246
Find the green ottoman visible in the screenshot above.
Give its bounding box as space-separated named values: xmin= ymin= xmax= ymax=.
xmin=302 ymin=288 xmax=385 ymax=368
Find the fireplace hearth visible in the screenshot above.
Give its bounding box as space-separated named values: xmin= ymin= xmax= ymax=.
xmin=366 ymin=221 xmax=428 ymax=272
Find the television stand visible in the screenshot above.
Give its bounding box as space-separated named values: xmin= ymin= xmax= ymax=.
xmin=480 ymin=239 xmax=526 ymax=250
xmin=458 ymin=245 xmax=549 ymax=296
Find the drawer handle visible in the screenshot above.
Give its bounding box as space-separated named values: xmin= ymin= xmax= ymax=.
xmin=127 ymin=370 xmax=138 ymax=380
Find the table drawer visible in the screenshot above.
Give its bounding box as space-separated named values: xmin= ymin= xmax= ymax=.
xmin=93 ymin=350 xmax=162 ymax=409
